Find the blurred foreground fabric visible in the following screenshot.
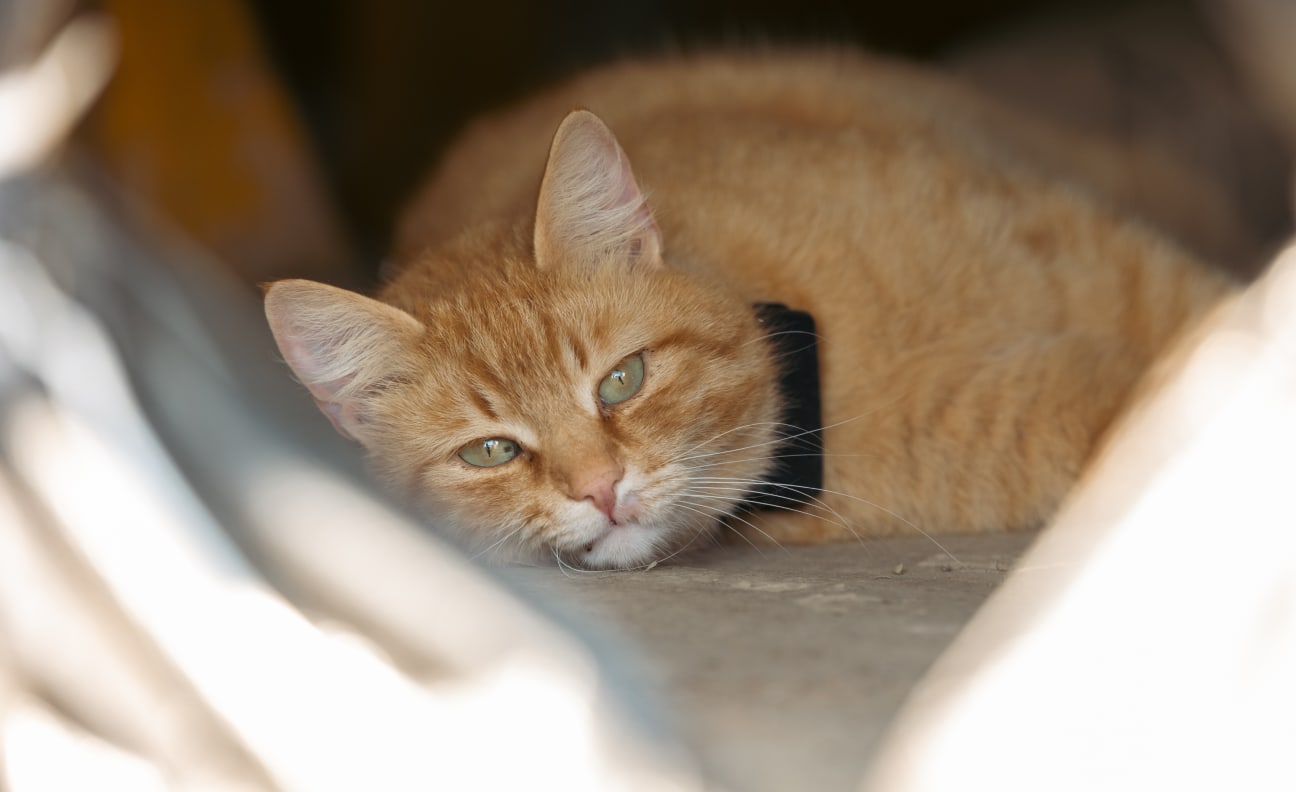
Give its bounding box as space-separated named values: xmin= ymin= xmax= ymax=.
xmin=864 ymin=239 xmax=1296 ymax=792
xmin=0 ymin=16 xmax=699 ymax=791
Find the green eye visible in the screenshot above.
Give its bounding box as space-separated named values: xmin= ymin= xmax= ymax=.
xmin=458 ymin=438 xmax=519 ymax=467
xmin=598 ymin=353 xmax=645 ymax=406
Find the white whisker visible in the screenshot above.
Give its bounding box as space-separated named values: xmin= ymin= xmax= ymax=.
xmin=675 ymin=498 xmax=786 ymax=552
xmin=665 ymin=420 xmax=802 ymax=464
xmin=740 ymin=328 xmax=822 ymax=349
xmin=674 ymin=414 xmax=865 ymax=465
xmin=680 ymin=485 xmax=855 ymax=534
xmin=675 ymin=450 xmax=868 ymax=479
xmin=693 ymin=478 xmax=960 ymax=564
xmin=629 ymin=524 xmax=715 ymax=569
xmin=470 ymin=521 xmax=527 ymax=561
xmin=674 ymin=501 xmax=766 ymax=553
xmin=552 ymin=546 xmax=576 ymax=578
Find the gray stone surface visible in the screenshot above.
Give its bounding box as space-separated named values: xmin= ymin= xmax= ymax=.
xmin=504 ymin=532 xmax=1037 ymax=791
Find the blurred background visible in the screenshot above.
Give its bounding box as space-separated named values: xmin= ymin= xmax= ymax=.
xmin=25 ymin=0 xmax=1286 ymax=287
xmin=241 ymin=0 xmax=1136 ymax=265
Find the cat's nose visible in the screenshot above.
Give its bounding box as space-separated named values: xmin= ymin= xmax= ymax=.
xmin=572 ymin=466 xmax=623 ymax=522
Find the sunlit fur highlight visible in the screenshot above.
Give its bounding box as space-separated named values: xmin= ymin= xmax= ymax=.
xmin=267 ymin=50 xmax=1236 ymax=569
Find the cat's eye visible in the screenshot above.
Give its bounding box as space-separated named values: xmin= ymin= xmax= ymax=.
xmin=598 ymin=353 xmax=645 ymax=406
xmin=458 ymin=437 xmax=519 ymax=467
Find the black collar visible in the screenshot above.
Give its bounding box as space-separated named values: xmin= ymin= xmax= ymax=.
xmin=742 ymin=302 xmax=824 ymax=511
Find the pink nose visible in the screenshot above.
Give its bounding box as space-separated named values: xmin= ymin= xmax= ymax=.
xmin=571 ymin=466 xmax=622 ymax=522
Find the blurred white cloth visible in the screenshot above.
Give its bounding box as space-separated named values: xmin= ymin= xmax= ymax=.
xmin=864 ymin=243 xmax=1296 ymax=791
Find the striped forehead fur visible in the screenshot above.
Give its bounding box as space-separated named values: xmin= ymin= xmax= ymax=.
xmin=409 ymin=262 xmax=756 ymax=409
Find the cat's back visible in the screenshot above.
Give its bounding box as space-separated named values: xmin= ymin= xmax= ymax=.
xmin=397 ymin=48 xmax=1215 ymax=264
xmin=397 ymin=50 xmax=1229 ymax=357
xmin=397 ymin=50 xmax=1027 ymax=254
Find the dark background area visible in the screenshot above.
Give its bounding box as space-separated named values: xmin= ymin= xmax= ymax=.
xmin=246 ymin=0 xmax=1144 ymax=260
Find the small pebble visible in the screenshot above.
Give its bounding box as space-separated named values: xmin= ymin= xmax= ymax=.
xmin=892 ymin=563 xmax=905 ymax=575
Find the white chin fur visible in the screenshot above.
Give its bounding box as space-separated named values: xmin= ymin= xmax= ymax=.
xmin=548 ymin=483 xmax=731 ymax=569
xmin=578 ymin=524 xmax=664 ymax=569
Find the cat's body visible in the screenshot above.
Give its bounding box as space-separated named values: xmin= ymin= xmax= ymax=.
xmin=265 ymin=50 xmax=1234 ymax=569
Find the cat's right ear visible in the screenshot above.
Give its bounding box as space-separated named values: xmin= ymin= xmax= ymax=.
xmin=264 ymin=279 xmax=422 ymax=444
xmin=534 ymin=109 xmax=663 ymax=273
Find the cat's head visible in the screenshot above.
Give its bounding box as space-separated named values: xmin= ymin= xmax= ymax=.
xmin=264 ymin=110 xmax=782 ymax=569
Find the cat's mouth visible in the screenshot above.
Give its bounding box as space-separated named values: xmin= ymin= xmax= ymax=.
xmin=562 ymin=500 xmax=719 ymax=570
xmin=560 ymin=520 xmax=662 ymax=570
xmin=581 ymin=524 xmax=618 ymax=555
xmin=579 ymin=516 xmax=640 ymax=554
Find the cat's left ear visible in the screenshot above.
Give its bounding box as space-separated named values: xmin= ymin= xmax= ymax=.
xmin=264 ymin=279 xmax=423 ymax=445
xmin=533 ymin=109 xmax=663 ymax=272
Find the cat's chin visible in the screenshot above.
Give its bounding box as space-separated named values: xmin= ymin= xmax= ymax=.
xmin=559 ymin=523 xmax=655 ymax=570
xmin=558 ymin=520 xmax=698 ymax=571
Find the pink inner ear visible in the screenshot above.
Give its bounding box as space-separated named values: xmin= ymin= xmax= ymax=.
xmin=609 ymin=142 xmax=662 ymax=268
xmin=264 ymin=278 xmax=424 ymax=446
xmin=276 ymin=333 xmax=360 ymax=440
xmin=534 ymin=110 xmax=663 ymax=270
xmin=277 ymin=332 xmax=343 ymax=402
xmin=315 ymin=390 xmax=360 ymax=441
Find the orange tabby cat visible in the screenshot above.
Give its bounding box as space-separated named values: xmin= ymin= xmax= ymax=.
xmin=264 ymin=50 xmax=1234 ymax=569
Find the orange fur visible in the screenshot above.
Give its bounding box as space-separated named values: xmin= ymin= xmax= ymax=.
xmin=265 ymin=50 xmax=1235 ymax=568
